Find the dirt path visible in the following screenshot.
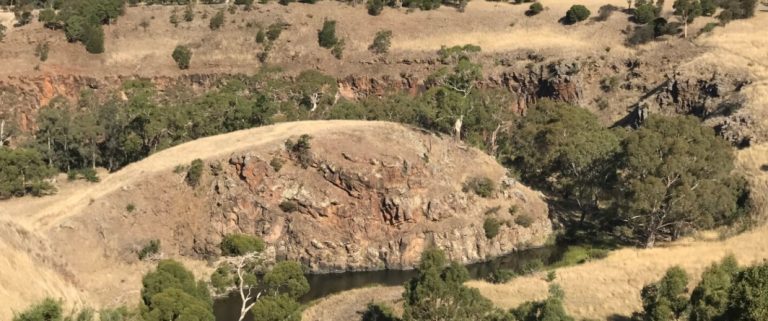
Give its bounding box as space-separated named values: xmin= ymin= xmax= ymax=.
xmin=1 ymin=120 xmax=383 ymax=232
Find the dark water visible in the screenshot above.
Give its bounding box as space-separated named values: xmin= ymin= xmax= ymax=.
xmin=213 ymin=245 xmax=565 ymax=321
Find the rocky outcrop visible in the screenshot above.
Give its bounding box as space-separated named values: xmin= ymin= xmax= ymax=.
xmin=197 ymin=127 xmax=552 ymax=272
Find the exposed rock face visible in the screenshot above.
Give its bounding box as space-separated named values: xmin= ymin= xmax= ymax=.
xmin=199 ymin=128 xmax=552 ymax=272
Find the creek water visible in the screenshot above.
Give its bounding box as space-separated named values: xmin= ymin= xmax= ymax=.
xmin=213 ymin=245 xmax=565 ymax=321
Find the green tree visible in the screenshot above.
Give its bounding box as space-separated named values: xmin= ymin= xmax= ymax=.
xmin=723 ymin=262 xmax=768 ymax=321
xmin=0 ymin=148 xmax=55 ymax=199
xmin=39 ymin=8 xmax=61 ymax=29
xmin=249 ymin=295 xmax=302 ymax=321
xmin=402 ymin=248 xmax=496 ymax=321
xmin=141 ymin=260 xmax=211 ymax=309
xmin=172 ymin=45 xmax=192 ymax=70
xmin=635 ymin=2 xmax=658 ymax=23
xmin=83 ymin=23 xmax=104 ymax=54
xmin=318 ymin=19 xmax=338 ymax=49
xmin=700 ymin=0 xmax=716 ymax=15
xmin=565 ymin=5 xmax=591 ymax=24
xmin=641 ymin=266 xmax=690 ymax=321
xmin=673 ymin=0 xmax=702 ymax=37
xmin=616 ymin=115 xmax=745 ymax=247
xmin=689 ymin=255 xmax=739 ymax=321
xmin=262 ymin=261 xmax=310 ymax=298
xmin=504 ymin=100 xmax=620 ymax=225
xmin=145 ymin=288 xmax=214 ymax=321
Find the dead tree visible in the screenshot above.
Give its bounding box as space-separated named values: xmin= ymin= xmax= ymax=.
xmin=236 ymin=257 xmax=261 ymax=321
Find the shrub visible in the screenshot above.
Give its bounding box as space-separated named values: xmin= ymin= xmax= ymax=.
xmin=83 ymin=24 xmax=105 ymax=54
xmin=220 ymin=233 xmax=265 ymax=256
xmin=565 ymin=4 xmax=591 ymax=24
xmin=34 ymin=42 xmax=50 ymax=62
xmin=634 ymin=3 xmax=657 ymax=24
xmin=279 ymin=200 xmax=299 ymax=213
xmin=0 ymin=24 xmax=6 ymax=42
xmin=184 ymin=5 xmax=195 ymax=22
xmin=700 ymin=22 xmax=718 ymax=34
xmin=270 ymin=157 xmax=285 ymax=172
xmin=267 ymin=22 xmax=288 ymax=41
xmin=368 ymin=0 xmax=385 ymax=15
xmin=331 ymin=39 xmax=345 ymax=59
xmin=369 ymin=30 xmax=392 ymax=54
xmin=39 ymin=8 xmax=60 ymax=29
xmin=486 ymin=268 xmax=517 ymax=284
xmin=463 ymin=176 xmax=495 ymax=198
xmin=527 ymin=2 xmax=544 ymax=15
xmin=600 ymin=76 xmax=619 ymax=92
xmin=127 ymin=203 xmax=136 ymax=212
xmin=318 ymin=19 xmax=338 ymax=49
xmin=170 ymin=10 xmax=179 ymax=27
xmin=484 ymin=217 xmax=501 ymax=239
xmin=209 ymin=10 xmax=225 ymax=30
xmin=546 ymin=270 xmax=557 ymax=282
xmin=285 ymin=134 xmax=313 ymax=168
xmin=172 ymin=45 xmax=192 ymax=70
xmin=12 ymin=298 xmax=63 ymax=321
xmin=595 ymin=4 xmax=619 ymax=21
xmin=514 ymin=214 xmax=534 ymax=227
xmin=362 ymin=303 xmax=399 ymax=321
xmin=256 ymin=28 xmax=266 ymax=43
xmin=521 ymin=259 xmax=545 ymax=274
xmin=186 ymin=159 xmax=204 ymax=187
xmin=138 ymin=239 xmax=161 ymax=260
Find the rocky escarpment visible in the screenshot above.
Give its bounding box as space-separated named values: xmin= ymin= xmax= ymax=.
xmin=196 ymin=127 xmax=551 ymax=272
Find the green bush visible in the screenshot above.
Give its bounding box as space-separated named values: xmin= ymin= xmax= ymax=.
xmin=318 ymin=19 xmax=338 ymax=49
xmin=209 ymin=10 xmax=225 ymax=30
xmin=83 ymin=24 xmax=105 ymax=54
xmin=186 ymin=159 xmax=204 ymax=187
xmin=138 ymin=239 xmax=161 ymax=260
xmin=565 ymin=4 xmax=591 ymax=24
xmin=331 ymin=39 xmax=345 ymax=59
xmin=270 ymin=157 xmax=285 ymax=172
xmin=486 ymin=268 xmax=517 ymax=284
xmin=521 ymin=259 xmax=545 ymax=274
xmin=514 ymin=214 xmax=534 ymax=227
xmin=285 ymin=134 xmax=313 ymax=168
xmin=484 ymin=217 xmax=501 ymax=239
xmin=12 ymin=298 xmax=62 ymax=321
xmin=527 ymin=2 xmax=544 ymax=15
xmin=220 ymin=233 xmax=265 ymax=256
xmin=267 ymin=22 xmax=287 ymax=41
xmin=634 ymin=3 xmax=657 ymax=24
xmin=362 ymin=303 xmax=399 ymax=321
xmin=369 ymin=30 xmax=392 ymax=54
xmin=279 ymin=200 xmax=299 ymax=213
xmin=463 ymin=176 xmax=495 ymax=198
xmin=126 ymin=203 xmax=136 ymax=212
xmin=184 ymin=5 xmax=195 ymax=22
xmin=172 ymin=45 xmax=192 ymax=70
xmin=546 ymin=270 xmax=557 ymax=282
xmin=368 ymin=0 xmax=385 ymax=15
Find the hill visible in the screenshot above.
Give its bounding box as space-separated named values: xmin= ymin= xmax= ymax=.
xmin=0 ymin=120 xmax=552 ymax=319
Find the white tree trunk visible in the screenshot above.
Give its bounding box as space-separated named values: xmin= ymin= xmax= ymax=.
xmin=236 ymin=258 xmax=260 ymax=321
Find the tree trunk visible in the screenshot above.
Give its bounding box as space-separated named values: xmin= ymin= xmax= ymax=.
xmin=645 ymin=230 xmax=656 ymax=248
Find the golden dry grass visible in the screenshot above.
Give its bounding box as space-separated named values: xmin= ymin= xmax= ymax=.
xmin=302 ymin=286 xmax=403 ymax=321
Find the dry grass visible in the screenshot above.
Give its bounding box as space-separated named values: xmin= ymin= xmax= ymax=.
xmin=302 ymin=285 xmax=403 ymax=321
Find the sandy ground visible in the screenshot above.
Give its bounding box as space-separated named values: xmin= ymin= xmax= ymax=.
xmin=302 ymin=142 xmax=768 ymax=321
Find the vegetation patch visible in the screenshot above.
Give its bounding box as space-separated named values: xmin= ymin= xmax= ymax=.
xmin=220 ymin=233 xmax=265 ymax=256
xmin=138 ymin=239 xmax=161 ymax=260
xmin=463 ymin=176 xmax=495 ymax=198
